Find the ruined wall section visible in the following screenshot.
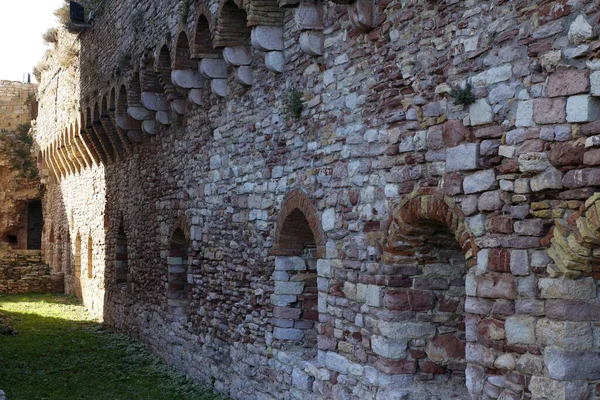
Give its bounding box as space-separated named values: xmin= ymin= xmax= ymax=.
xmin=0 ymin=81 xmax=36 ymax=131
xmin=35 ymin=1 xmax=600 ymax=399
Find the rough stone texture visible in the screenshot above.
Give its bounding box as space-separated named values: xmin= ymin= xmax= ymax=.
xmin=31 ymin=2 xmax=600 ymax=400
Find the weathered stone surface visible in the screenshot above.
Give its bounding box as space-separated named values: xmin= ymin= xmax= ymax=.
xmin=210 ymin=79 xmax=228 ymax=98
xmin=470 ymin=99 xmax=493 ymax=126
xmin=187 ymin=89 xmax=203 ymax=106
xmin=548 ymin=69 xmax=589 ymax=97
xmin=539 ymin=277 xmax=596 ymax=299
xmin=545 ymin=347 xmax=600 ymax=380
xmin=536 ymin=319 xmax=593 ymax=350
xmin=446 ymin=143 xmax=478 ymax=171
xmin=568 ymin=15 xmax=593 ymax=45
xmin=533 ymin=98 xmax=565 ymax=124
xmin=518 ymin=152 xmax=550 ymax=172
xmin=294 ymin=3 xmax=323 ymax=30
xmin=171 ymin=69 xmax=204 ymax=89
xmin=223 ymin=47 xmax=252 ymax=66
xmin=141 ymin=92 xmax=169 ymax=111
xmin=235 ymin=66 xmax=253 ymax=86
xmin=299 ymin=31 xmax=324 ymax=56
xmin=515 ymin=100 xmax=533 ymax=127
xmin=464 ymin=169 xmax=496 ymax=194
xmin=529 ymin=376 xmax=588 ymax=400
xmin=127 ymin=106 xmax=153 ymax=121
xmin=530 ymin=167 xmax=563 ymax=191
xmin=505 ymin=316 xmax=536 ymax=344
xmin=476 ymin=275 xmax=517 ymax=299
xmin=425 ymin=335 xmax=465 ymax=365
xmin=566 ymin=95 xmax=600 ymax=122
xmin=199 ymin=59 xmax=228 ymax=79
xmin=265 ymin=51 xmax=284 ymax=73
xmin=251 ymin=26 xmax=284 ymax=52
xmin=549 ymin=143 xmax=585 ymax=166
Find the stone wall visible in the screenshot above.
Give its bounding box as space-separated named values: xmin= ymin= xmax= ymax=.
xmin=0 ymin=244 xmax=64 ymax=294
xmin=34 ymin=0 xmax=600 ymax=399
xmin=0 ymin=81 xmax=36 ymax=131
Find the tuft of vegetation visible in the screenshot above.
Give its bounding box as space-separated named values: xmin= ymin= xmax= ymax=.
xmin=450 ymin=82 xmax=476 ymax=106
xmin=0 ymin=294 xmax=229 ymax=400
xmin=179 ymin=0 xmax=191 ymax=24
xmin=42 ymin=27 xmax=59 ymax=46
xmin=114 ymin=52 xmax=132 ymax=77
xmin=54 ymin=0 xmax=101 ymax=30
xmin=59 ymin=45 xmax=80 ymax=68
xmin=0 ymin=123 xmax=38 ymax=180
xmin=24 ymin=93 xmax=36 ymax=107
xmin=284 ymin=87 xmax=304 ymax=119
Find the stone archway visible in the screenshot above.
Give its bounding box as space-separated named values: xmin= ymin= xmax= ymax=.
xmin=381 ymin=189 xmax=476 ymax=397
xmin=272 ymin=189 xmax=325 ymax=352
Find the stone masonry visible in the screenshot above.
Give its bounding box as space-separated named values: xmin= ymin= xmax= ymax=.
xmin=33 ymin=0 xmax=600 ymax=399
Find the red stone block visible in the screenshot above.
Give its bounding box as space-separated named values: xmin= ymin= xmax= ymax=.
xmin=488 ymin=248 xmax=511 ymax=273
xmin=533 ymin=98 xmax=566 ymax=124
xmin=584 ymin=149 xmax=600 ymax=166
xmin=489 ymin=215 xmax=513 ymax=234
xmin=375 ymin=357 xmax=417 ymax=374
xmin=549 ymin=142 xmax=585 ymax=167
xmin=443 ymin=120 xmax=467 ymax=148
xmin=476 ymin=274 xmax=517 ymax=299
xmin=547 ymin=69 xmax=590 ymax=97
xmin=425 ymin=335 xmax=465 ymax=363
xmin=419 ymin=360 xmax=446 ymax=374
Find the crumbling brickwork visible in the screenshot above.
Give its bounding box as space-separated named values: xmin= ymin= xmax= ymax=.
xmin=34 ymin=0 xmax=600 ymax=399
xmin=0 ymin=81 xmax=36 ymax=131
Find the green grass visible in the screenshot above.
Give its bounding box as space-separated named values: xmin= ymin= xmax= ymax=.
xmin=0 ymin=294 xmax=227 ymax=400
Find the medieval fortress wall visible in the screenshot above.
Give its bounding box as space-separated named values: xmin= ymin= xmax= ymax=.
xmin=0 ymin=81 xmax=35 ymax=132
xmin=34 ymin=0 xmax=600 ymax=399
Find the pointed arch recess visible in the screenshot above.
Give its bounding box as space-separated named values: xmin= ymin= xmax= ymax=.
xmin=214 ymin=0 xmax=252 ymax=48
xmin=193 ymin=12 xmax=219 ymax=59
xmin=383 ymin=189 xmax=477 ymax=267
xmin=273 ymin=189 xmax=326 ymax=259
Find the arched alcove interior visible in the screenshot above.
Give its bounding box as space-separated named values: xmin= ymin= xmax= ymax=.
xmin=128 ymin=73 xmax=142 ymax=107
xmin=215 ymin=0 xmax=252 ymax=47
xmin=174 ymin=32 xmax=196 ymax=70
xmin=168 ymin=228 xmax=189 ymax=318
xmin=272 ymin=192 xmax=325 ymax=353
xmin=382 ymin=193 xmax=471 ymax=393
xmin=193 ymin=15 xmax=219 ymax=58
xmin=157 ymin=45 xmax=177 ymax=99
xmin=116 ymin=224 xmax=129 ymax=286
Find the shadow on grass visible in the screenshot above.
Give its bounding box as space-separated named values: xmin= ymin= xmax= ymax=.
xmin=0 ymin=295 xmax=227 ymax=400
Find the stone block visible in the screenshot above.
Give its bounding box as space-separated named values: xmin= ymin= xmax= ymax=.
xmin=142 ymin=120 xmax=156 ymax=135
xmin=199 ymin=59 xmax=228 ymax=79
xmin=271 ymin=294 xmax=296 ymax=306
xmin=235 ymin=66 xmax=253 ymax=86
xmin=322 ymin=208 xmax=335 ymax=231
xmin=273 ymin=327 xmax=304 ymax=340
xmin=171 ymin=69 xmax=204 ymax=89
xmin=292 ymin=368 xmax=314 ymax=391
xmin=275 ymin=256 xmax=306 ymax=271
xmin=371 ymin=335 xmax=407 ymax=359
xmin=325 ymin=352 xmax=349 ymax=374
xmin=591 ymin=71 xmax=600 ymax=96
xmin=155 ymin=110 xmax=171 ymax=125
xmin=545 ymin=347 xmax=600 ymax=381
xmin=127 ymin=106 xmax=153 ymax=121
xmin=442 ymin=120 xmax=467 ymax=147
xmin=465 ymin=297 xmax=494 ymax=315
xmin=568 ymin=15 xmax=593 ymax=45
xmin=518 ymin=152 xmax=550 ymax=172
xmin=274 ymin=281 xmax=304 ymax=295
xmin=515 ymin=100 xmax=533 ymax=127
xmin=505 ymin=316 xmax=536 ymax=344
xmin=265 ymin=51 xmax=284 ymax=73
xmin=516 ymin=354 xmax=543 ymax=375
xmin=188 ymin=89 xmax=203 ymax=106
xmin=566 ymin=95 xmax=600 ymax=122
xmin=210 ymin=79 xmax=228 ymax=98
xmin=294 ymin=3 xmax=323 ymax=30
xmin=316 ymin=259 xmax=331 ymax=277
xmin=446 ymin=143 xmax=478 ymax=171
xmin=533 ymin=98 xmax=565 ymax=124
xmin=171 ymin=99 xmax=189 ymax=115
xmin=539 ymin=277 xmax=596 ymax=299
xmin=251 ymin=26 xmax=284 ymax=52
xmin=223 ymin=47 xmax=252 ymax=66
xmin=141 ymin=92 xmax=169 ymax=111
xmin=548 ymin=69 xmax=589 ymax=97
xmin=477 ymin=190 xmax=503 ymax=211
xmin=549 ymin=142 xmax=585 ymax=167
xmin=425 ymin=335 xmax=465 ymax=364
xmin=529 ymin=376 xmax=588 ymax=400
xmin=545 ymin=299 xmax=600 ymax=321
xmin=376 ymin=321 xmax=436 ymax=341
xmin=536 ymin=319 xmax=593 ymax=350
xmin=299 ymin=31 xmax=324 ymax=56
xmin=477 ymin=275 xmax=517 ymax=299
xmin=510 ymin=249 xmax=529 ymax=275
xmin=464 ymin=169 xmax=496 ymax=194
xmin=530 ymin=167 xmax=563 ymax=191
xmin=469 ymin=99 xmax=493 ymax=126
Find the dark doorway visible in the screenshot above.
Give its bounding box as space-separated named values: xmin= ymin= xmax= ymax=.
xmin=27 ymin=201 xmax=43 ymax=250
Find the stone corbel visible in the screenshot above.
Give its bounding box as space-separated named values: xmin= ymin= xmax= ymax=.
xmin=223 ymin=47 xmax=253 ymax=86
xmin=199 ymin=59 xmax=229 ymax=98
xmin=348 ymin=0 xmax=375 ymax=33
xmin=251 ymin=26 xmax=285 ymax=73
xmin=295 ymin=3 xmax=324 ymax=56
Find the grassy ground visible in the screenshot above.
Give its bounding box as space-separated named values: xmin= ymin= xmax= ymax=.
xmin=0 ymin=294 xmax=227 ymax=400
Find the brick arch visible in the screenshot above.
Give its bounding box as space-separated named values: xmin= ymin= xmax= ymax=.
xmin=246 ymin=0 xmax=283 ymax=27
xmin=109 ymin=87 xmax=116 ymax=111
xmin=172 ymin=30 xmax=196 ymax=70
xmin=273 ymin=189 xmax=325 ymax=259
xmin=383 ymin=188 xmax=477 ymax=267
xmin=140 ymin=50 xmax=162 ymax=93
xmin=155 ymin=44 xmax=178 ymax=97
xmin=214 ymin=0 xmax=252 ymax=48
xmin=127 ymin=73 xmax=141 ymax=107
xmin=192 ymin=11 xmax=219 ymax=59
xmin=116 ymin=85 xmax=128 ymax=116
xmin=547 ymin=192 xmax=600 ymax=278
xmin=170 ymin=214 xmax=191 ymax=244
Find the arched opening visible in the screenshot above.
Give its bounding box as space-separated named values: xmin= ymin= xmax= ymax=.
xmin=174 ymin=32 xmax=195 ymax=69
xmin=193 ymin=14 xmax=219 ymax=59
xmin=157 ymin=45 xmax=177 ymax=99
xmin=109 ymin=88 xmax=116 ymax=111
xmin=115 ymin=225 xmax=128 ymax=286
xmin=272 ymin=190 xmax=325 ymax=355
xmin=26 ymin=200 xmax=43 ymax=250
xmin=74 ymin=233 xmax=82 ymax=298
xmin=55 ymin=234 xmax=63 ymax=273
xmin=87 ymin=236 xmax=93 ymax=279
xmin=128 ymin=73 xmax=142 ymax=107
xmin=215 ymin=0 xmax=252 ymax=47
xmin=167 ymin=228 xmax=189 ymax=318
xmin=381 ymin=191 xmax=474 ymax=397
xmin=117 ymin=85 xmax=128 ymax=116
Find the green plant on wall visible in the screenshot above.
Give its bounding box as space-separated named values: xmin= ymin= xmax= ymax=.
xmin=114 ymin=53 xmax=132 ymax=77
xmin=449 ymin=83 xmax=476 ymax=106
xmin=0 ymin=123 xmax=38 ymax=180
xmin=284 ymin=88 xmax=303 ymax=119
xmin=179 ymin=0 xmax=191 ymax=24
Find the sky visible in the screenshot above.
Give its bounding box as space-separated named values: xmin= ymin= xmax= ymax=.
xmin=0 ymin=0 xmax=65 ymax=82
